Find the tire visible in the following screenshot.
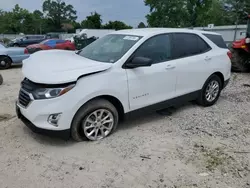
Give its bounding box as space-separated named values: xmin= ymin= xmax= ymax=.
xmin=71 ymin=99 xmax=119 ymax=142
xmin=0 ymin=56 xmax=12 ymax=70
xmin=13 ymin=43 xmax=19 ymax=47
xmin=231 ymin=48 xmax=250 ymax=72
xmin=197 ymin=75 xmax=222 ymax=107
xmin=0 ymin=74 xmax=3 ymax=85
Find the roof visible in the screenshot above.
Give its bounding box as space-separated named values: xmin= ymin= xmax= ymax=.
xmin=112 ymin=28 xmax=221 ymax=37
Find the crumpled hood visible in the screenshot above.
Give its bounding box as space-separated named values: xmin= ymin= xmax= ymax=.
xmin=22 ymin=50 xmax=112 ymax=84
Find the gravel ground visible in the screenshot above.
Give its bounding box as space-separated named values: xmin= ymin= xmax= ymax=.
xmin=0 ymin=67 xmax=250 ymax=188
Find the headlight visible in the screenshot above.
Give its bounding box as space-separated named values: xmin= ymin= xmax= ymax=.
xmin=33 ymin=84 xmax=75 ymax=99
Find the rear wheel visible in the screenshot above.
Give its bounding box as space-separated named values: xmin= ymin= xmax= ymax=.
xmin=231 ymin=48 xmax=250 ymax=72
xmin=71 ymin=99 xmax=119 ymax=141
xmin=197 ymin=75 xmax=222 ymax=107
xmin=0 ymin=56 xmax=12 ymax=69
xmin=13 ymin=43 xmax=19 ymax=47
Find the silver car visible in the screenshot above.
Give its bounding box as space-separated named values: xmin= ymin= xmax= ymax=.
xmin=0 ymin=43 xmax=30 ymax=69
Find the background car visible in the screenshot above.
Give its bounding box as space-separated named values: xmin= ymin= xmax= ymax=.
xmin=0 ymin=43 xmax=29 ymax=69
xmin=8 ymin=35 xmax=46 ymax=47
xmin=26 ymin=39 xmax=76 ymax=54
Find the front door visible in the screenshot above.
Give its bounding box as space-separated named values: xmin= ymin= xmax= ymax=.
xmin=125 ymin=34 xmax=177 ymax=111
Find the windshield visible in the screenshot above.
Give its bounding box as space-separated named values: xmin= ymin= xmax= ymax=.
xmin=78 ymin=34 xmax=142 ymax=63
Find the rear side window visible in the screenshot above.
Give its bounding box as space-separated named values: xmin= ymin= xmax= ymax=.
xmin=134 ymin=34 xmax=172 ymax=64
xmin=203 ymin=34 xmax=227 ymax=49
xmin=172 ymin=33 xmax=211 ymax=59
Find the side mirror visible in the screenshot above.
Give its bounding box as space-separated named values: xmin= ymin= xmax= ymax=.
xmin=125 ymin=57 xmax=152 ymax=69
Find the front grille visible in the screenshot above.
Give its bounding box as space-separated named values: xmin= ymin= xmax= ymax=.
xmin=18 ymin=89 xmax=31 ymax=107
xmin=21 ymin=78 xmax=38 ymax=92
xmin=18 ymin=78 xmax=37 ymax=108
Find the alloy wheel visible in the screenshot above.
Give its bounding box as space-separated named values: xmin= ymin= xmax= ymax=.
xmin=205 ymin=80 xmax=220 ymax=102
xmin=82 ymin=109 xmax=114 ymax=141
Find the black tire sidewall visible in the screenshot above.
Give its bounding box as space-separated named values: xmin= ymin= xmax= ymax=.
xmin=200 ymin=75 xmax=222 ymax=107
xmin=0 ymin=74 xmax=3 ymax=85
xmin=71 ymin=99 xmax=119 ymax=141
xmin=0 ymin=56 xmax=12 ymax=69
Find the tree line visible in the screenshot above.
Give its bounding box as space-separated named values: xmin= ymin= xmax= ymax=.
xmin=0 ymin=0 xmax=249 ymax=34
xmin=0 ymin=0 xmax=133 ymax=34
xmin=145 ymin=0 xmax=250 ymax=28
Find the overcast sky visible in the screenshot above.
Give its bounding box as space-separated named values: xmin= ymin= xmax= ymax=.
xmin=0 ymin=0 xmax=150 ymax=27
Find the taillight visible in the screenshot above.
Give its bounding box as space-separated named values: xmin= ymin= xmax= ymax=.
xmin=24 ymin=48 xmax=29 ymax=54
xmin=227 ymin=51 xmax=232 ymax=59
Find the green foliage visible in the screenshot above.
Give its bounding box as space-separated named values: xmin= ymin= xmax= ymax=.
xmin=187 ymin=0 xmax=213 ymax=27
xmin=102 ymin=21 xmax=132 ymax=30
xmin=224 ymin=0 xmax=250 ymax=24
xmin=145 ymin=0 xmax=250 ymax=27
xmin=145 ymin=0 xmax=188 ymax=27
xmin=80 ymin=12 xmax=132 ymax=30
xmin=43 ymin=0 xmax=77 ymax=32
xmin=0 ymin=1 xmax=79 ymax=34
xmin=138 ymin=22 xmax=146 ymax=28
xmin=81 ymin=12 xmax=102 ymax=29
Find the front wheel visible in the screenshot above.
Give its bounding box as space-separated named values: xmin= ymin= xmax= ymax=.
xmin=71 ymin=99 xmax=119 ymax=141
xmin=197 ymin=75 xmax=222 ymax=107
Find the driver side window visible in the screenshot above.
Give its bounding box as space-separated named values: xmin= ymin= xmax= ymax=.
xmin=134 ymin=34 xmax=172 ymax=64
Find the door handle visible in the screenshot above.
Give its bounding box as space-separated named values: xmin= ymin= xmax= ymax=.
xmin=165 ymin=65 xmax=176 ymax=70
xmin=205 ymin=56 xmax=212 ymax=61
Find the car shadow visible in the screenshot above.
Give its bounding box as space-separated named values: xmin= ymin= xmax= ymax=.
xmin=118 ymin=102 xmax=194 ymax=131
xmin=11 ymin=64 xmax=22 ymax=69
xmin=21 ymin=102 xmax=195 ymax=146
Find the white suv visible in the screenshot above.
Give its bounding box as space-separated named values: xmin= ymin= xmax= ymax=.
xmin=16 ymin=28 xmax=231 ymax=141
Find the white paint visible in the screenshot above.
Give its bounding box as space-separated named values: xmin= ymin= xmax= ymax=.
xmin=22 ymin=50 xmax=112 ymax=84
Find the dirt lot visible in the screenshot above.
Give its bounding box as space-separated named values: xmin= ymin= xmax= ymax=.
xmin=0 ymin=67 xmax=250 ymax=188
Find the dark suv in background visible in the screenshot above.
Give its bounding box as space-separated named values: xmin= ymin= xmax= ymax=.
xmin=8 ymin=33 xmax=60 ymax=47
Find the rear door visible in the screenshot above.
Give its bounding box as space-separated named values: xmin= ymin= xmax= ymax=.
xmin=172 ymin=33 xmax=212 ymax=96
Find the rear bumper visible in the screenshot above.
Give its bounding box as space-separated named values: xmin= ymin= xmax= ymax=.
xmin=16 ymin=103 xmax=70 ymax=140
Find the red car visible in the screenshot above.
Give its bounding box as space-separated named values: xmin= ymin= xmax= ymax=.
xmin=26 ymin=39 xmax=76 ymax=54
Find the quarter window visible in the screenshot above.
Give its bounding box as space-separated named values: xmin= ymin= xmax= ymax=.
xmin=203 ymin=34 xmax=228 ymax=49
xmin=172 ymin=33 xmax=211 ymax=59
xmin=133 ymin=34 xmax=172 ymax=64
